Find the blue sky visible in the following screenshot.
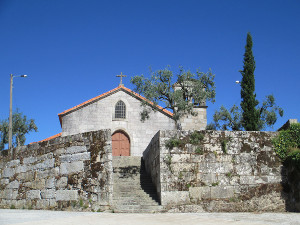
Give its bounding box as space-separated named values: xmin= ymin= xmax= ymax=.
xmin=0 ymin=0 xmax=299 ymax=145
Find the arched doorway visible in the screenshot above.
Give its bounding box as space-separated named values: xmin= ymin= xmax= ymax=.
xmin=112 ymin=130 xmax=130 ymax=156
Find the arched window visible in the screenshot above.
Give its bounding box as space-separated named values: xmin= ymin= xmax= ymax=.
xmin=115 ymin=100 xmax=126 ymax=119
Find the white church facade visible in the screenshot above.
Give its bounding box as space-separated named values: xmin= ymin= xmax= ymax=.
xmin=55 ymin=80 xmax=207 ymax=156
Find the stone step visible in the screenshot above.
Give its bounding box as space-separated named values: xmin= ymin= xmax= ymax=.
xmin=114 ymin=177 xmax=154 ymax=181
xmin=113 ymin=190 xmax=157 ymax=196
xmin=113 ymin=192 xmax=159 ymax=200
xmin=113 ymin=204 xmax=163 ymax=210
xmin=113 ymin=194 xmax=158 ymax=200
xmin=112 ymin=195 xmax=158 ymax=201
xmin=112 ymin=156 xmax=160 ymax=212
xmin=113 ymin=197 xmax=159 ymax=205
xmin=112 ymin=156 xmax=142 ymax=167
xmin=113 ymin=181 xmax=155 ymax=186
xmin=114 ymin=189 xmax=156 ymax=193
xmin=113 ymin=176 xmax=149 ymax=181
xmin=113 ymin=191 xmax=157 ymax=197
xmin=114 ymin=182 xmax=154 ymax=186
xmin=113 ymin=205 xmax=164 ymax=213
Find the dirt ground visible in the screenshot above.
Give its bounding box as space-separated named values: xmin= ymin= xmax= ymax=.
xmin=1 ymin=209 xmax=300 ymax=225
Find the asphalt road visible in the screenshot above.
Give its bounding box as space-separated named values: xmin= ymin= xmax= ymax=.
xmin=0 ymin=209 xmax=300 ymax=225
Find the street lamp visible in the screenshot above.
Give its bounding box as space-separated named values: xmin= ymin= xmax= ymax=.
xmin=9 ymin=74 xmax=28 ymax=150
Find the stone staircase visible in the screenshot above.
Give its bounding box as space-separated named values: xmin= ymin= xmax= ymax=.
xmin=112 ymin=156 xmax=164 ymax=213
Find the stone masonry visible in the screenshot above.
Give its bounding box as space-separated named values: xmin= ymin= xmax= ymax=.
xmin=1 ymin=129 xmax=299 ymax=212
xmin=143 ymin=130 xmax=290 ymax=212
xmin=0 ymin=130 xmax=112 ymax=211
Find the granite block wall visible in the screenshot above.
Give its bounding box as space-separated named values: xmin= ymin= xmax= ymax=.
xmin=0 ymin=130 xmax=112 ymax=211
xmin=144 ymin=130 xmax=289 ymax=212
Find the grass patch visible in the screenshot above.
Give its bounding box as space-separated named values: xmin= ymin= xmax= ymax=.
xmin=195 ymin=147 xmax=203 ymax=154
xmin=212 ymin=181 xmax=219 ymax=186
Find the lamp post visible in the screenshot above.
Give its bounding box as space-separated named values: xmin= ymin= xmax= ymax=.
xmin=9 ymin=74 xmax=27 ymax=150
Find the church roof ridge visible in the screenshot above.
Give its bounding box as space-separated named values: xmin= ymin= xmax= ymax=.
xmin=58 ymin=85 xmax=173 ymax=125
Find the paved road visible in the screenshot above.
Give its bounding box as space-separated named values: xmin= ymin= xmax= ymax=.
xmin=0 ymin=209 xmax=300 ymax=225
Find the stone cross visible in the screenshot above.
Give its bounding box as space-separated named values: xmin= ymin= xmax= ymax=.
xmin=116 ymin=72 xmax=127 ymax=86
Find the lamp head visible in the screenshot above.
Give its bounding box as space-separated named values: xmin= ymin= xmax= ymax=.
xmin=21 ymin=75 xmax=27 ymax=78
xmin=235 ymin=80 xmax=240 ymax=84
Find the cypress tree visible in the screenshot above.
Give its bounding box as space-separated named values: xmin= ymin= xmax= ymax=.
xmin=240 ymin=32 xmax=259 ymax=131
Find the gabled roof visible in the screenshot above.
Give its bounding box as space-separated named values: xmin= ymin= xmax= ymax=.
xmin=58 ymin=85 xmax=173 ymax=126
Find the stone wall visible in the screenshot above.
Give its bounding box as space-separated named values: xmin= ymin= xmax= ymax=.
xmin=143 ymin=132 xmax=161 ymax=202
xmin=179 ymin=107 xmax=207 ymax=130
xmin=144 ymin=130 xmax=288 ymax=212
xmin=0 ymin=130 xmax=112 ymax=211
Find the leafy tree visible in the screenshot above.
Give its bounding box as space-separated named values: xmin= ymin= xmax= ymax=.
xmin=257 ymin=94 xmax=284 ymax=130
xmin=207 ymin=105 xmax=242 ymax=131
xmin=240 ymin=32 xmax=259 ymax=131
xmin=208 ymin=95 xmax=283 ymax=131
xmin=131 ymin=67 xmax=216 ymax=129
xmin=0 ymin=109 xmax=38 ymax=150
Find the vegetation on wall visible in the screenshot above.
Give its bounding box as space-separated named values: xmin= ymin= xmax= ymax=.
xmin=165 ymin=131 xmax=204 ymax=153
xmin=220 ymin=137 xmax=232 ymax=154
xmin=273 ymin=123 xmax=300 ymax=169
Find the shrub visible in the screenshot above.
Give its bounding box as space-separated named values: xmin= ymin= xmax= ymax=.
xmin=165 ymin=137 xmax=183 ymax=149
xmin=286 ymin=148 xmax=300 ymax=170
xmin=189 ymin=131 xmax=204 ymax=145
xmin=273 ymin=123 xmax=300 ymax=168
xmin=195 ymin=147 xmax=203 ymax=154
xmin=79 ymin=199 xmax=84 ymax=208
xmin=212 ymin=181 xmax=219 ymax=186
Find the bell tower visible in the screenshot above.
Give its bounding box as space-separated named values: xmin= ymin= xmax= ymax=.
xmin=173 ymin=82 xmax=208 ymax=130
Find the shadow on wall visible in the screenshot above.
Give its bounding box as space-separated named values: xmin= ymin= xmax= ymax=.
xmin=282 ymin=163 xmax=300 ymax=212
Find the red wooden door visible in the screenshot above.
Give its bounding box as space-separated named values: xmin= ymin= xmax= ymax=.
xmin=112 ymin=131 xmax=130 ymax=156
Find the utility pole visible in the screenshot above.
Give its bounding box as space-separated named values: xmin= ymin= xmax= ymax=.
xmin=8 ymin=74 xmax=27 ymax=150
xmin=8 ymin=74 xmax=13 ymax=150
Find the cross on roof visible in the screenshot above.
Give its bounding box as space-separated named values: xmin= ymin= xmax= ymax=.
xmin=116 ymin=72 xmax=127 ymax=86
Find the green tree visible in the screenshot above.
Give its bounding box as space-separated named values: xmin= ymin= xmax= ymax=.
xmin=257 ymin=94 xmax=284 ymax=130
xmin=0 ymin=109 xmax=38 ymax=150
xmin=207 ymin=105 xmax=242 ymax=131
xmin=131 ymin=67 xmax=216 ymax=129
xmin=208 ymin=95 xmax=283 ymax=131
xmin=240 ymin=32 xmax=259 ymax=131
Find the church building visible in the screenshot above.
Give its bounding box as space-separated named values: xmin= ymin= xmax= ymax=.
xmin=56 ymin=74 xmax=207 ymax=156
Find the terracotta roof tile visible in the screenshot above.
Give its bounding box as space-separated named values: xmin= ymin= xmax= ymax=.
xmin=58 ymin=86 xmax=173 ymax=126
xmin=30 ymin=133 xmax=62 ymax=144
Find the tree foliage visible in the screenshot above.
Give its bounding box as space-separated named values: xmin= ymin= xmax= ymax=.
xmin=240 ymin=32 xmax=260 ymax=131
xmin=207 ymin=105 xmax=242 ymax=131
xmin=257 ymin=94 xmax=284 ymax=130
xmin=0 ymin=109 xmax=38 ymax=150
xmin=273 ymin=123 xmax=300 ymax=169
xmin=130 ymin=67 xmax=216 ymax=129
xmin=207 ymin=95 xmax=283 ymax=131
